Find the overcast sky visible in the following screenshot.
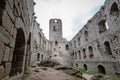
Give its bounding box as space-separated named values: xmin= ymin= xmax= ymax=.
xmin=34 ymin=0 xmax=105 ymax=41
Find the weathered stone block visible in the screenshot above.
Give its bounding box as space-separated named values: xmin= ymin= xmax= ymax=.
xmin=8 ymin=0 xmax=13 ymax=9
xmin=10 ymin=26 xmax=17 ymax=39
xmin=14 ymin=0 xmax=21 ymax=16
xmin=2 ymin=10 xmax=13 ymax=34
xmin=0 ymin=65 xmax=4 ymax=80
xmin=0 ymin=28 xmax=9 ymax=44
xmin=4 ymin=62 xmax=12 ymax=77
xmin=9 ymin=49 xmax=14 ymax=62
xmin=9 ymin=37 xmax=15 ymax=48
xmin=0 ymin=41 xmax=5 ymax=64
xmin=5 ymin=1 xmax=15 ymax=23
xmin=9 ymin=52 xmax=13 ymax=62
xmin=15 ymin=17 xmax=25 ymax=29
xmin=3 ymin=46 xmax=10 ymax=62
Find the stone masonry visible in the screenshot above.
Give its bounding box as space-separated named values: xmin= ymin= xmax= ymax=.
xmin=0 ymin=0 xmax=34 ymax=79
xmin=0 ymin=0 xmax=120 ymax=80
xmin=70 ymin=0 xmax=120 ymax=75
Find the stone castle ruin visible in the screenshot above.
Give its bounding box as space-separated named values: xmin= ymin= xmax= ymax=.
xmin=70 ymin=0 xmax=120 ymax=75
xmin=0 ymin=0 xmax=120 ymax=80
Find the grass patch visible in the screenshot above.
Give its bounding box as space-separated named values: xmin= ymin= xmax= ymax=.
xmin=73 ymin=68 xmax=120 ymax=80
xmin=105 ymin=75 xmax=120 ymax=80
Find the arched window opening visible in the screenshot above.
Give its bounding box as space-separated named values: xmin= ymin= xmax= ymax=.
xmin=37 ymin=53 xmax=40 ymax=61
xmin=78 ymin=50 xmax=81 ymax=59
xmin=83 ymin=49 xmax=86 ymax=59
xmin=110 ymin=2 xmax=119 ymax=15
xmin=55 ymin=41 xmax=58 ymax=45
xmin=41 ymin=55 xmax=43 ymax=61
xmin=76 ymin=63 xmax=78 ymax=67
xmin=74 ymin=41 xmax=76 ymax=48
xmin=84 ymin=64 xmax=87 ymax=71
xmin=98 ymin=20 xmax=109 ymax=33
xmin=53 ymin=26 xmax=56 ymax=31
xmin=98 ymin=65 xmax=106 ymax=74
xmin=54 ymin=19 xmax=57 ymax=23
xmin=78 ymin=37 xmax=80 ymax=45
xmin=104 ymin=41 xmax=112 ymax=55
xmin=66 ymin=44 xmax=69 ymax=50
xmin=84 ymin=31 xmax=88 ymax=41
xmin=75 ymin=52 xmax=77 ymax=59
xmin=88 ymin=46 xmax=94 ymax=58
xmin=10 ymin=28 xmax=25 ymax=76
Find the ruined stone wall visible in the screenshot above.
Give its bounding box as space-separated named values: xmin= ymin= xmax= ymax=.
xmin=0 ymin=0 xmax=34 ymax=79
xmin=70 ymin=0 xmax=120 ymax=74
xmin=30 ymin=18 xmax=51 ymax=65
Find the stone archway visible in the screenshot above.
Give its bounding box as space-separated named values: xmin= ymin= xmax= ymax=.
xmin=98 ymin=65 xmax=106 ymax=74
xmin=41 ymin=55 xmax=43 ymax=61
xmin=10 ymin=28 xmax=25 ymax=76
xmin=37 ymin=53 xmax=40 ymax=61
xmin=84 ymin=64 xmax=87 ymax=70
xmin=104 ymin=41 xmax=112 ymax=55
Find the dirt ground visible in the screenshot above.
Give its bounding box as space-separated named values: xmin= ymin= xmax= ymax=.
xmin=24 ymin=67 xmax=81 ymax=80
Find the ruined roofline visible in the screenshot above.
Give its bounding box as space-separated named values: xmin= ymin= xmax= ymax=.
xmin=70 ymin=1 xmax=106 ymax=42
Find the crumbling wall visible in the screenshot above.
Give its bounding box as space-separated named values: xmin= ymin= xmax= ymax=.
xmin=70 ymin=0 xmax=120 ymax=74
xmin=0 ymin=0 xmax=34 ymax=79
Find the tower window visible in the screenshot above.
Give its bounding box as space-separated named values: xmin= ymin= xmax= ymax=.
xmin=84 ymin=31 xmax=88 ymax=41
xmin=88 ymin=46 xmax=94 ymax=58
xmin=54 ymin=19 xmax=57 ymax=23
xmin=55 ymin=41 xmax=58 ymax=45
xmin=104 ymin=41 xmax=112 ymax=55
xmin=53 ymin=26 xmax=56 ymax=31
xmin=83 ymin=48 xmax=86 ymax=59
xmin=98 ymin=20 xmax=109 ymax=33
xmin=110 ymin=2 xmax=119 ymax=15
xmin=66 ymin=44 xmax=69 ymax=50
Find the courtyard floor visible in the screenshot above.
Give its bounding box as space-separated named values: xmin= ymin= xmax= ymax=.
xmin=23 ymin=67 xmax=82 ymax=80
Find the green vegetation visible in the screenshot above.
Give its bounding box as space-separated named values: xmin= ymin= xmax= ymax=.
xmin=73 ymin=68 xmax=120 ymax=80
xmin=105 ymin=75 xmax=120 ymax=80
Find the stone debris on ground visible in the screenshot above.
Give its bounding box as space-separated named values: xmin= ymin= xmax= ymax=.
xmin=25 ymin=67 xmax=81 ymax=80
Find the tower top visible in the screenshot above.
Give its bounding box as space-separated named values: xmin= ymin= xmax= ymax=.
xmin=49 ymin=18 xmax=63 ymax=41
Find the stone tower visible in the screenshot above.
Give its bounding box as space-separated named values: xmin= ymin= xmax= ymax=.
xmin=49 ymin=19 xmax=62 ymax=41
xmin=49 ymin=18 xmax=71 ymax=66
